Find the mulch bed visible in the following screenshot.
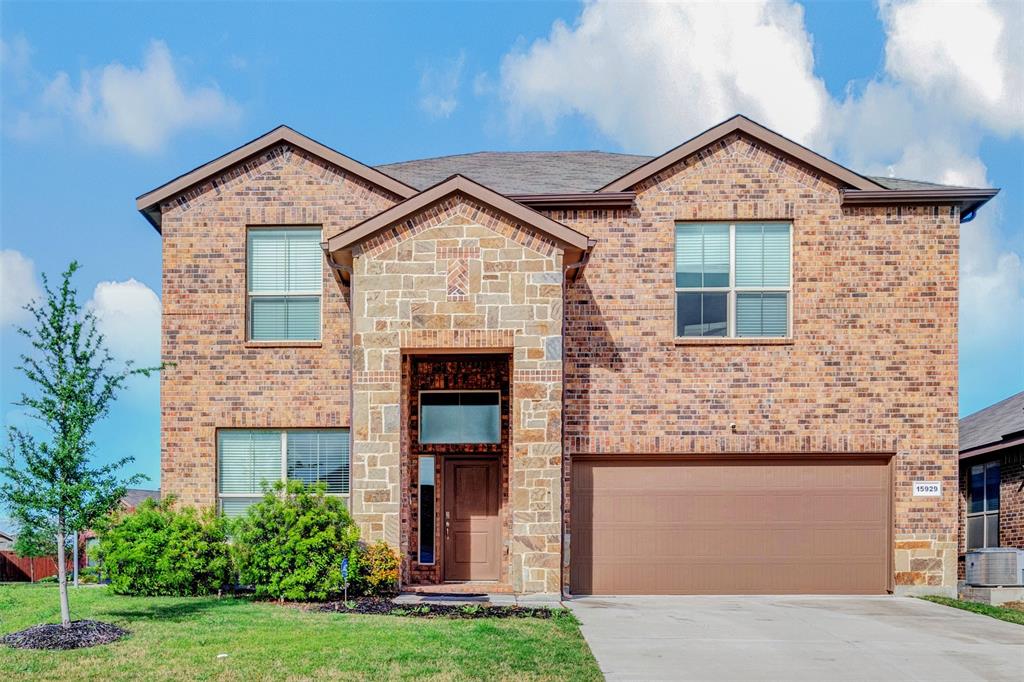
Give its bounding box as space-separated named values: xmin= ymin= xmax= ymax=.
xmin=1 ymin=620 xmax=128 ymax=650
xmin=315 ymin=597 xmax=556 ymax=619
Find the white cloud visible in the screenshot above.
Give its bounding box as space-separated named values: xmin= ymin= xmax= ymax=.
xmin=419 ymin=52 xmax=466 ymax=119
xmin=499 ymin=1 xmax=830 ymax=153
xmin=0 ymin=35 xmax=32 ymax=81
xmin=496 ymin=0 xmax=1023 ymax=403
xmin=23 ymin=40 xmax=239 ymax=152
xmin=880 ymin=0 xmax=1023 ymax=136
xmin=960 ymin=208 xmax=1024 ymax=372
xmin=0 ymin=250 xmax=43 ymax=326
xmin=86 ymin=279 xmax=161 ymax=367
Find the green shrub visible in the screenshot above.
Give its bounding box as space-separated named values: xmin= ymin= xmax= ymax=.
xmin=97 ymin=498 xmax=231 ymax=596
xmin=78 ymin=565 xmax=100 ymax=584
xmin=232 ymin=480 xmax=361 ymax=601
xmin=355 ymin=540 xmax=400 ymax=597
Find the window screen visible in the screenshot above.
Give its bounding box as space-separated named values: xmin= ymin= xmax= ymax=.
xmin=218 ymin=428 xmax=350 ymax=517
xmin=286 ymin=430 xmax=350 ymax=494
xmin=217 ymin=430 xmax=281 ymax=516
xmin=247 ymin=228 xmax=322 ymax=341
xmin=675 ymin=222 xmax=791 ymax=338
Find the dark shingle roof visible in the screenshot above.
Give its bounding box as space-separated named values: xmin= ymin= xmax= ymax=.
xmin=960 ymin=391 xmax=1024 ymax=452
xmin=377 ymin=151 xmax=653 ymax=195
xmin=122 ymin=488 xmax=160 ymax=509
xmin=866 ymin=176 xmax=972 ymax=191
xmin=377 ymin=152 xmax=972 ymax=196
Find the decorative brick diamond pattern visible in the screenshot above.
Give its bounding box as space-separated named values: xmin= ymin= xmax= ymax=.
xmin=447 ymin=258 xmax=469 ymax=301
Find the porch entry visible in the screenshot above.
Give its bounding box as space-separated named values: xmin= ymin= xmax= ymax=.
xmin=443 ymin=457 xmax=501 ymax=581
xmin=406 ymin=354 xmax=510 ymax=587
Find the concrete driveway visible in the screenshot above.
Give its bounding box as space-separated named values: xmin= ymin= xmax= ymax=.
xmin=569 ymin=596 xmax=1024 ymax=681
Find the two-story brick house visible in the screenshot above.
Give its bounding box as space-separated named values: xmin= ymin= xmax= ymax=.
xmin=138 ymin=115 xmax=996 ymax=597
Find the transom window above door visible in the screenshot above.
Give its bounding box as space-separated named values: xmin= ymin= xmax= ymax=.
xmin=419 ymin=391 xmax=501 ymax=444
xmin=675 ymin=222 xmax=792 ymax=338
xmin=247 ymin=227 xmax=322 ymax=341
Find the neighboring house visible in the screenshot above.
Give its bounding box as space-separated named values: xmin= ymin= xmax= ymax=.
xmin=82 ymin=488 xmax=161 ymax=567
xmin=0 ymin=529 xmax=14 ymax=551
xmin=958 ymin=391 xmax=1024 ymax=576
xmin=137 ymin=114 xmax=998 ymax=597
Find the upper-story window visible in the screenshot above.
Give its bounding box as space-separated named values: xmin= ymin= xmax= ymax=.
xmin=675 ymin=222 xmax=791 ymax=338
xmin=247 ymin=228 xmax=322 ymax=341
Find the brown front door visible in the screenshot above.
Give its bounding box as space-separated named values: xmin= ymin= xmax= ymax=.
xmin=444 ymin=458 xmax=500 ymax=581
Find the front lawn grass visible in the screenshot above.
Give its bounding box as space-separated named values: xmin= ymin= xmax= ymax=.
xmin=0 ymin=584 xmax=601 ymax=681
xmin=920 ymin=596 xmax=1024 ymax=626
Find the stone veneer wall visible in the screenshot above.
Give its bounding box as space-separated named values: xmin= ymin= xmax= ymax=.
xmin=159 ymin=143 xmax=399 ymax=507
xmin=348 ymin=194 xmax=565 ymax=593
xmin=551 ymin=132 xmax=960 ymax=594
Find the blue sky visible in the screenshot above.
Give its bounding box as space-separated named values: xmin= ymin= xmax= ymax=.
xmin=2 ymin=1 xmax=1021 ymax=486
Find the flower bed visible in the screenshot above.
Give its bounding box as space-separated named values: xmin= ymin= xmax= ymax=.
xmin=316 ymin=597 xmax=558 ymax=619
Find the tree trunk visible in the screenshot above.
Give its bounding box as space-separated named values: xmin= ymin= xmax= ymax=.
xmin=55 ymin=526 xmax=71 ymax=627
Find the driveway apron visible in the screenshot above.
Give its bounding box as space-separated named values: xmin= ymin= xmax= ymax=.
xmin=569 ymin=596 xmax=1024 ymax=681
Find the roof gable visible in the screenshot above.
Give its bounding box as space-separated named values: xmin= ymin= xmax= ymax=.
xmin=326 ymin=174 xmax=590 ymax=254
xmin=137 ymin=126 xmax=417 ymax=231
xmin=325 ymin=175 xmax=590 ymax=283
xmin=599 ymin=115 xmax=885 ymax=193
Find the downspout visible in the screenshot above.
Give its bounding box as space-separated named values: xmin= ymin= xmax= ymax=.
xmin=559 ymin=243 xmax=594 ymax=599
xmin=323 ymin=248 xmax=356 ymax=517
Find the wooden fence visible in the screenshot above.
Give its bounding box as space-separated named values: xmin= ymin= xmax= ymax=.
xmin=0 ymin=551 xmax=73 ymax=582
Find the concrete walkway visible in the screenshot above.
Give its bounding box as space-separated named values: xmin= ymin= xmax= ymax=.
xmin=569 ymin=596 xmax=1024 ymax=681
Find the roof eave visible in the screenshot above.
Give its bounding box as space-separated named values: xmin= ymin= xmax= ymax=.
xmin=959 ymin=434 xmax=1024 ymax=460
xmin=136 ymin=125 xmax=419 ymax=234
xmin=509 ymin=192 xmax=635 ymax=210
xmin=841 ymin=188 xmax=999 ymax=219
xmin=326 ymin=174 xmax=591 ymax=255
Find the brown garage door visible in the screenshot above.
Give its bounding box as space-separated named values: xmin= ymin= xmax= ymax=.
xmin=570 ymin=457 xmax=891 ymax=595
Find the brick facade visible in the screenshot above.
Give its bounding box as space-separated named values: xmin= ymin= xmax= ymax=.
xmin=160 ymin=144 xmax=400 ymax=507
xmin=552 ymin=133 xmax=959 ymax=593
xmin=157 ymin=130 xmax=961 ymax=595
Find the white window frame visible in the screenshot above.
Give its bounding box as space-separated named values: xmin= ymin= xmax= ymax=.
xmin=417 ymin=389 xmax=503 ymax=445
xmin=966 ymin=460 xmax=999 ymax=550
xmin=217 ymin=429 xmax=351 ymax=514
xmin=246 ymin=226 xmax=324 ymax=342
xmin=674 ymin=222 xmax=793 ymax=339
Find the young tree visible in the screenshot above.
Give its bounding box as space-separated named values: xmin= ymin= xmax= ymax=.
xmin=0 ymin=262 xmax=158 ymax=627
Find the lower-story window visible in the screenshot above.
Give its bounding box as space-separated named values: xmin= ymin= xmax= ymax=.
xmin=966 ymin=460 xmax=999 ymax=549
xmin=217 ymin=429 xmax=350 ymax=517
